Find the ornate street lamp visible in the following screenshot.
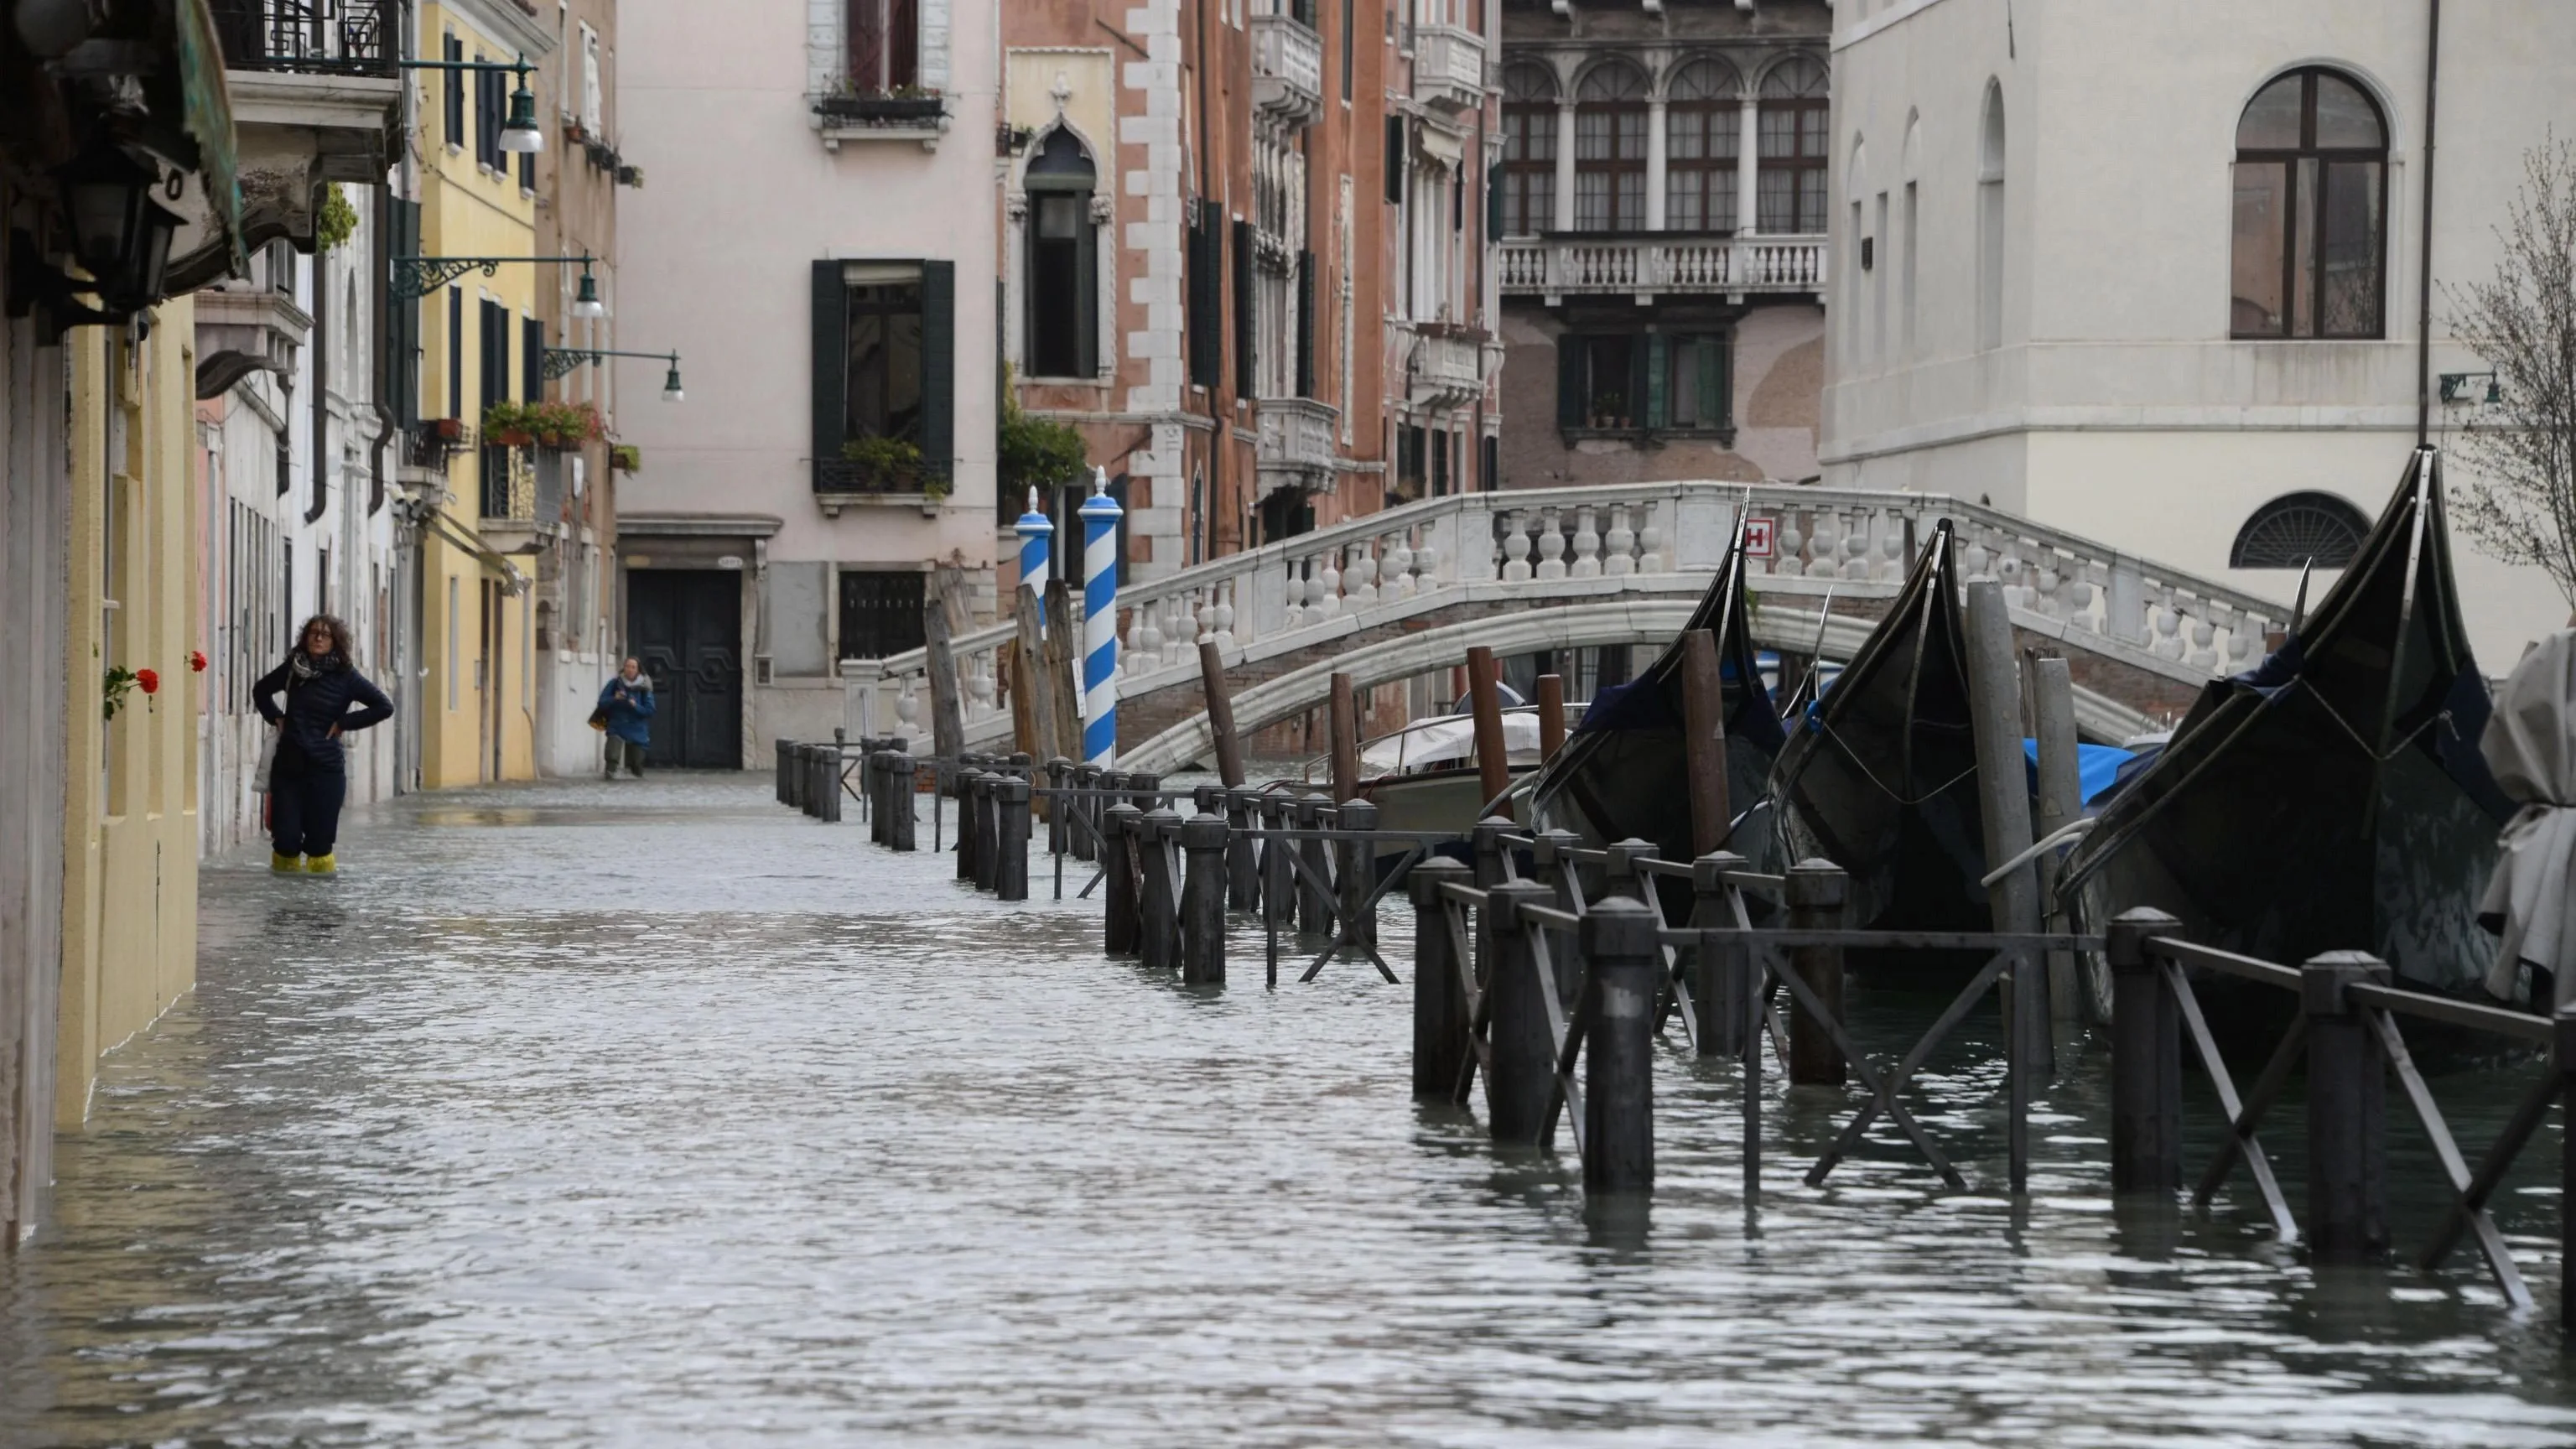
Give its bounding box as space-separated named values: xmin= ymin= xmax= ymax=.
xmin=56 ymin=142 xmax=183 ymax=317
xmin=539 ymin=345 xmax=684 ymax=403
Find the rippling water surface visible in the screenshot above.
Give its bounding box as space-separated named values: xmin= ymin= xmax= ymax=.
xmin=3 ymin=773 xmax=2574 ymax=1446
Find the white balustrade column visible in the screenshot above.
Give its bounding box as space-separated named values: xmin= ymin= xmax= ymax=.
xmin=1736 ymin=99 xmax=1760 ymax=238
xmin=1645 ymin=99 xmax=1668 ymax=232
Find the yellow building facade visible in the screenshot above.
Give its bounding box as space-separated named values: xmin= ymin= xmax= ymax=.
xmin=55 ymin=309 xmax=205 ymax=1128
xmin=415 ymin=2 xmax=554 ymax=788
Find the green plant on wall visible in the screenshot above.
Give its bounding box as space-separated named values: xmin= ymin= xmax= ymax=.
xmin=611 ymin=444 xmax=641 ymax=473
xmin=480 ymin=400 xmax=602 ymax=449
xmin=314 ymin=184 xmax=359 ymax=252
xmin=841 ymin=434 xmax=927 ymax=491
xmin=997 ymin=366 xmax=1088 ymax=503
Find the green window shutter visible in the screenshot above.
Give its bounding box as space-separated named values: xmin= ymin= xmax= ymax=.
xmin=1698 ymin=336 xmax=1725 ymax=427
xmin=811 ymin=261 xmax=845 ymax=491
xmin=1486 ymin=168 xmax=1504 ymax=239
xmin=919 ymin=258 xmax=957 ymax=484
xmin=1644 ymin=334 xmax=1667 ymax=428
xmin=1555 ymin=335 xmax=1585 ymax=429
xmin=1384 ymin=117 xmax=1405 ymax=205
xmin=1232 ymin=218 xmax=1255 ymax=397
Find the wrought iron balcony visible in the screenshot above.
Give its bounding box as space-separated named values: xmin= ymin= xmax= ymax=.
xmin=1255 ymin=397 xmax=1338 ymax=494
xmin=1499 ymin=234 xmax=1829 ymax=299
xmin=208 ymin=0 xmax=395 ymax=77
xmin=1251 ymin=13 xmax=1325 ymax=127
xmin=1410 ymin=24 xmax=1487 ymax=112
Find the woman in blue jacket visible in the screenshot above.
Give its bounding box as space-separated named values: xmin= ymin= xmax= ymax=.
xmin=598 ymin=657 xmax=657 ymax=778
xmin=253 ymin=615 xmax=393 ymax=875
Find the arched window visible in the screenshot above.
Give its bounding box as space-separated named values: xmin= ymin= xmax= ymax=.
xmin=1499 ymin=64 xmax=1558 ymax=236
xmin=2231 ymin=68 xmax=2387 ymax=339
xmin=1665 ymin=60 xmax=1741 ymax=233
xmin=1573 ymin=61 xmax=1648 ymax=231
xmin=2230 ymin=491 xmax=2371 ymax=568
xmin=1025 ymin=130 xmax=1098 ymax=379
xmin=1756 ymin=55 xmax=1829 ymax=233
xmin=1977 ymin=80 xmax=2004 ymax=351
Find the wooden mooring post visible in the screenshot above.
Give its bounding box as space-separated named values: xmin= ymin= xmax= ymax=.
xmin=1691 ymin=851 xmax=1750 ymax=1058
xmin=1296 ymin=794 xmax=1333 ymax=935
xmin=1259 ymin=793 xmax=1295 ymax=934
xmin=1486 ymin=880 xmax=1559 ymax=1144
xmin=886 ymin=751 xmax=917 ymax=853
xmin=1102 ymin=802 xmax=1140 ymax=956
xmin=1200 ymin=641 xmax=1247 ymax=790
xmin=1070 ymin=764 xmax=1102 ymax=861
xmin=1784 ymin=859 xmax=1847 ymax=1085
xmin=1328 ymin=672 xmax=1361 ymax=806
xmin=1584 ymin=896 xmax=1659 ymax=1193
xmin=1409 ymin=858 xmax=1472 ymax=1098
xmin=2030 ymin=656 xmax=2085 ymax=1022
xmin=2106 ymin=908 xmax=2183 ymax=1193
xmin=1679 ymin=629 xmax=1732 ymax=855
xmin=1224 ymin=787 xmax=1261 ymax=911
xmin=1965 ymin=579 xmax=2049 ymax=1094
xmin=995 ymin=776 xmax=1031 ymax=901
xmin=973 ymin=771 xmax=1001 ymax=892
xmin=1536 ymin=673 xmax=1566 ymax=760
xmin=2305 ymin=950 xmax=2392 ymax=1263
xmin=1337 ymin=798 xmax=1379 ymax=949
xmin=1181 ymin=813 xmax=1228 ymax=985
xmin=1465 ymin=646 xmax=1510 ymax=812
xmin=1138 ymin=807 xmax=1182 ymax=973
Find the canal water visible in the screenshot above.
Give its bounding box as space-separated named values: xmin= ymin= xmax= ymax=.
xmin=3 ymin=773 xmax=2573 ymax=1446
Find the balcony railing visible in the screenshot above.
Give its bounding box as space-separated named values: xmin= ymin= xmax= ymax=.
xmin=1250 ymin=14 xmax=1324 ymax=127
xmin=1406 ymin=325 xmax=1488 ymax=408
xmin=1255 ymin=397 xmax=1338 ymax=491
xmin=1499 ymin=234 xmax=1829 ymax=298
xmin=1410 ymin=23 xmax=1487 ymax=112
xmin=479 ymin=445 xmax=534 ymax=522
xmin=208 ymin=0 xmax=394 ymax=77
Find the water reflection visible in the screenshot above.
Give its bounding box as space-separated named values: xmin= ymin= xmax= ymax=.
xmin=0 ymin=773 xmax=2571 ymax=1446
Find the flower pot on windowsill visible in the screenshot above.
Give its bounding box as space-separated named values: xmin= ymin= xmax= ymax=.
xmin=815 ymin=94 xmax=945 ymax=124
xmin=492 ymin=428 xmax=536 ymax=447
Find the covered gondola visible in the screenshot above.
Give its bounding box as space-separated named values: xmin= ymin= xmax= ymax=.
xmin=1768 ymin=520 xmax=1992 ymax=967
xmin=2057 ymin=448 xmax=2517 ymax=999
xmin=1524 ymin=516 xmax=1787 ymax=870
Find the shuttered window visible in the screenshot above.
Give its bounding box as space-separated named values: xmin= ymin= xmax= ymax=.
xmin=442 ymin=35 xmax=464 ymax=147
xmin=521 ymin=317 xmax=543 ymax=405
xmin=1384 ymin=116 xmax=1405 ymax=204
xmin=811 ymin=259 xmax=953 ymax=491
xmin=1231 ymin=219 xmax=1255 ymax=397
xmin=1187 ymin=202 xmax=1220 ymax=388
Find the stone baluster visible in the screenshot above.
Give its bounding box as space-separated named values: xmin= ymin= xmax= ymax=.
xmin=1535 ymin=507 xmax=1568 ymax=581
xmin=1602 ymin=503 xmax=1637 ymax=578
xmin=968 ymin=649 xmax=997 ymax=719
xmin=1807 ymin=509 xmax=1841 ymax=579
xmin=1412 ymin=525 xmax=1441 ymax=592
xmin=895 ymin=675 xmax=922 ymax=738
xmin=2068 ymin=563 xmax=2105 ymax=632
xmin=1961 ymin=525 xmax=1993 ymax=581
xmin=1569 ymin=506 xmax=1602 ymax=579
xmin=1280 ymin=557 xmax=1307 ymax=630
xmin=1346 ymin=540 xmax=1379 ymax=609
xmin=1879 ymin=513 xmax=1905 ymax=581
xmin=1501 ymin=509 xmax=1535 ymax=584
xmin=2188 ymin=608 xmax=2220 ymax=672
xmin=2030 ymin=549 xmax=2064 ymax=621
xmin=1842 ymin=510 xmax=1872 ymax=579
xmin=2151 ymin=594 xmax=2186 ymax=660
xmin=1166 ymin=595 xmax=1194 ymax=667
xmin=1383 ymin=528 xmax=1417 ymax=601
xmin=1635 ymin=500 xmax=1665 ymax=573
xmin=1995 ymin=548 xmax=2024 ymax=609
xmin=1134 ymin=594 xmax=1163 ymax=663
xmin=1212 ymin=578 xmax=1238 ymax=649
xmin=1315 ymin=548 xmax=1343 ymax=621
xmin=2226 ymin=613 xmax=2262 ymax=670
xmin=1194 ymin=591 xmax=1216 ymax=646
xmin=1777 ymin=513 xmax=1805 ymax=576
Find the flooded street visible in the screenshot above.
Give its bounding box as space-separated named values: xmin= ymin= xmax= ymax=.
xmin=3 ymin=772 xmax=2576 ymax=1446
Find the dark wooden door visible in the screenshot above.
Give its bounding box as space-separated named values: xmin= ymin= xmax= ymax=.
xmin=626 ymin=569 xmax=744 ymax=769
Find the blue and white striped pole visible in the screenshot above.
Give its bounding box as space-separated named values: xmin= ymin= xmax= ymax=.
xmin=1079 ymin=467 xmax=1123 ymax=766
xmin=1014 ymin=487 xmax=1052 ymax=615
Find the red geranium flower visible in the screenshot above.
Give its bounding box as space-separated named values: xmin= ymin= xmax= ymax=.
xmin=135 ymin=668 xmax=159 ymax=695
xmin=189 ymin=650 xmax=207 ymax=673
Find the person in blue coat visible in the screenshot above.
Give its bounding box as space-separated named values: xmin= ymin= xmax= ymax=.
xmin=599 ymin=658 xmax=657 ymax=778
xmin=252 ymin=615 xmax=394 ymax=875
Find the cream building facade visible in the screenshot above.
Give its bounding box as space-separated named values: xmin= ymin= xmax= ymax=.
xmin=1822 ymin=0 xmax=2573 ymax=665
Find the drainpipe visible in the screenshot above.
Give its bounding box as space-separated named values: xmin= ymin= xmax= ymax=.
xmin=1193 ymin=0 xmax=1220 ymax=562
xmin=308 ymin=210 xmax=330 ymax=527
xmin=370 ymin=179 xmax=392 ymax=518
xmin=2414 ymin=0 xmax=2440 ymax=445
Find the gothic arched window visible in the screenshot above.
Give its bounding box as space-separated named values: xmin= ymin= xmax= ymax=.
xmin=1025 ymin=130 xmax=1098 ymax=378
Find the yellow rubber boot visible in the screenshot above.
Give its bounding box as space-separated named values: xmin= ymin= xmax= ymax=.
xmin=271 ymin=852 xmax=302 ymax=874
xmin=304 ymin=853 xmax=337 ymax=875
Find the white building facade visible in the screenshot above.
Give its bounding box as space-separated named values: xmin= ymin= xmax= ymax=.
xmin=615 ymin=0 xmax=1000 ymax=761
xmin=1822 ymin=0 xmax=2572 ymax=665
xmin=197 ymin=209 xmax=403 ymax=854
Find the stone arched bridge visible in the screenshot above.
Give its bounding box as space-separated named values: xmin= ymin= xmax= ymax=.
xmin=849 ymin=480 xmax=2299 ymax=771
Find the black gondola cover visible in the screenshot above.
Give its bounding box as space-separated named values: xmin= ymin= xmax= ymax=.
xmin=2058 ymin=449 xmax=2516 ymax=995
xmin=1768 ymin=521 xmax=1992 ymax=961
xmin=1526 ymin=517 xmax=1787 ymax=870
